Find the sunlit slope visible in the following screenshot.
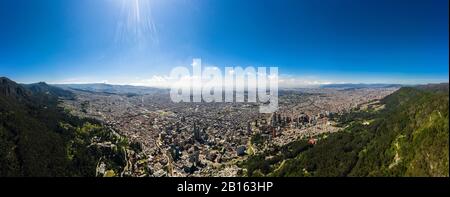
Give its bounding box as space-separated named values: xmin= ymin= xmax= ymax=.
xmin=250 ymin=85 xmax=448 ymax=177
xmin=0 ymin=77 xmax=144 ymax=177
xmin=351 ymin=85 xmax=449 ymax=176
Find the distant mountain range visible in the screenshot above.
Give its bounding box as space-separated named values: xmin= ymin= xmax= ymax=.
xmin=53 ymin=83 xmax=167 ymax=95
xmin=38 ymin=82 xmax=450 ymax=96
xmin=320 ymin=83 xmax=403 ymax=89
xmin=52 ymin=83 xmax=405 ymax=95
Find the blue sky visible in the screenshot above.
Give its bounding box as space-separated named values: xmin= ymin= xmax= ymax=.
xmin=0 ymin=0 xmax=448 ymax=86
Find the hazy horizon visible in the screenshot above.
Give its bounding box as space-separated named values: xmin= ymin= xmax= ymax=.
xmin=2 ymin=75 xmax=447 ymax=89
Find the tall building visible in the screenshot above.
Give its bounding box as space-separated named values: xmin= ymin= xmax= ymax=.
xmin=271 ymin=112 xmax=277 ymax=127
xmin=193 ymin=122 xmax=201 ymax=142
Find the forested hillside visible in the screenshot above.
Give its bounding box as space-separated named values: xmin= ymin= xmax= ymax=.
xmin=246 ymin=84 xmax=449 ymax=177
xmin=0 ymin=77 xmax=146 ymax=177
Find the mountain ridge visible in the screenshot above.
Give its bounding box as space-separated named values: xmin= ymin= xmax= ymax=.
xmin=0 ymin=77 xmax=145 ymax=177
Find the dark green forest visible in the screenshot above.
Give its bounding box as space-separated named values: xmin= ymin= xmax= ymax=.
xmin=0 ymin=77 xmax=140 ymax=177
xmin=246 ymin=84 xmax=449 ymax=177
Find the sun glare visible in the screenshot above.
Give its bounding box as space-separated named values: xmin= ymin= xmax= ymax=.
xmin=115 ymin=0 xmax=158 ymax=47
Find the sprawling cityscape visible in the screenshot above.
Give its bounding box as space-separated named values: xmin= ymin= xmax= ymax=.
xmin=57 ymin=85 xmax=398 ymax=177
xmin=0 ymin=0 xmax=448 ymax=195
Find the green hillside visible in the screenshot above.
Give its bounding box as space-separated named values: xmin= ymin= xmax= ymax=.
xmin=246 ymin=85 xmax=449 ymax=177
xmin=0 ymin=77 xmax=146 ymax=177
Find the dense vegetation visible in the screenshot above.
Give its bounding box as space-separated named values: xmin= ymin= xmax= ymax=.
xmin=0 ymin=77 xmax=138 ymax=177
xmin=246 ymin=84 xmax=449 ymax=177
